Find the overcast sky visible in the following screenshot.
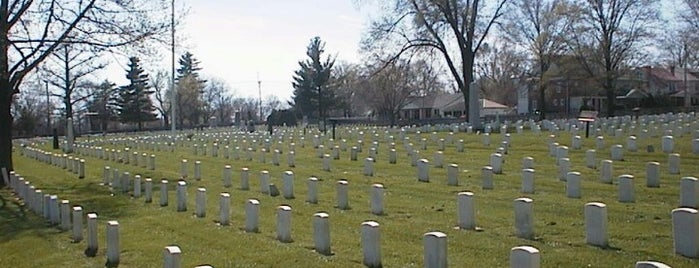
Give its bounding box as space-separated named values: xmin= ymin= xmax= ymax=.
xmin=105 ymin=0 xmax=373 ymax=104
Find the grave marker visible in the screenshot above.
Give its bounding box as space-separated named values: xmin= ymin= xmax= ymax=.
xmin=514 ymin=197 xmax=534 ymax=239
xmin=361 ymin=221 xmax=382 ymax=268
xmin=584 ymin=202 xmax=608 ymax=247
xmin=313 ymin=212 xmax=332 ymax=255
xmin=277 ymin=205 xmax=292 ymax=243
xmin=457 ymin=192 xmax=475 ymax=230
xmin=245 ymin=199 xmax=260 ymax=232
xmin=423 ymin=231 xmax=448 ymax=268
xmin=672 ymin=207 xmax=699 ymax=258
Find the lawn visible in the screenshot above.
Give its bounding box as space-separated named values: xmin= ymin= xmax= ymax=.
xmin=1 ymin=125 xmax=698 ymax=267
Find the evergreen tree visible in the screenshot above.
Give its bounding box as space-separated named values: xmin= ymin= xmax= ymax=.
xmin=175 ymin=52 xmax=207 ymax=127
xmin=290 ymin=36 xmax=336 ymax=123
xmin=86 ymin=80 xmax=118 ymax=132
xmin=115 ymin=57 xmax=156 ymax=130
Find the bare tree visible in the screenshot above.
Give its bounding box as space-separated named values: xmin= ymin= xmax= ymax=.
xmin=503 ymin=0 xmax=572 ymax=119
xmin=262 ymin=95 xmax=282 ymax=120
xmin=362 ymin=0 xmax=508 ymax=124
xmin=568 ymin=0 xmax=659 ymax=116
xmin=0 ymin=0 xmax=171 ymax=179
xmin=202 ymin=77 xmax=235 ymax=126
xmin=42 ymin=44 xmax=106 ymax=125
xmin=151 ymin=70 xmax=170 ymax=127
xmin=475 ymin=42 xmax=527 ymax=107
xmin=362 ymin=60 xmax=441 ymax=126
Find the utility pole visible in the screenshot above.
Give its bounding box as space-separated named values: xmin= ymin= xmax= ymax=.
xmin=45 ymin=81 xmax=50 ymax=135
xmin=257 ymin=72 xmax=262 ymax=122
xmin=170 ymin=0 xmax=177 ymax=133
xmin=684 ymin=42 xmax=690 ymax=108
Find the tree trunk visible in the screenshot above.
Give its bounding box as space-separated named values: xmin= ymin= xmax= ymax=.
xmin=538 ymin=83 xmax=546 ymax=121
xmin=0 ymin=80 xmax=13 ymax=187
xmin=605 ymin=76 xmax=615 ymax=117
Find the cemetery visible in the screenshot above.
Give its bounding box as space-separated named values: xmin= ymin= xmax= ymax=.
xmin=2 ymin=114 xmax=699 ymax=267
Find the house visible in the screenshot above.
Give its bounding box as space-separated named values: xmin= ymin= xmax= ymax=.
xmin=400 ymin=93 xmax=509 ymax=120
xmin=636 ymin=66 xmax=699 ymax=106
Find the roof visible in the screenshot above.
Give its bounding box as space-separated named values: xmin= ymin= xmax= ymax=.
xmin=641 ymin=66 xmax=699 ymax=82
xmin=402 ymin=93 xmax=508 ymax=111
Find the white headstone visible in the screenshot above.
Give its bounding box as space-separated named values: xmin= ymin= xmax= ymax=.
xmin=423 ymin=231 xmax=448 ymax=268
xmin=239 ymin=167 xmax=250 ymax=190
xmin=662 ymin=135 xmax=674 ymax=153
xmin=418 ymin=159 xmax=430 ymax=182
xmin=364 ymin=158 xmax=375 ymax=176
xmin=618 ymin=174 xmax=635 ymax=203
xmin=86 ymin=213 xmax=98 ymax=256
xmin=260 ymin=170 xmax=270 ymax=194
xmin=522 ymin=157 xmax=534 ymax=169
xmin=627 ymin=136 xmax=638 ymax=152
xmin=680 ymin=177 xmax=699 ymax=208
xmin=219 ymin=193 xmax=230 ymax=226
xmin=196 ymin=187 xmax=206 ymax=218
xmin=277 ymin=205 xmax=292 ymax=243
xmin=361 ymin=221 xmax=382 ymax=268
xmin=106 ymin=221 xmax=120 ymax=266
xmin=371 ymin=184 xmax=384 ymax=215
xmin=600 ymin=160 xmax=613 ymax=184
xmin=559 ymin=158 xmax=570 ymax=181
xmin=668 ymin=153 xmax=680 ymax=175
xmin=646 ymin=162 xmax=660 ymax=188
xmin=78 ymin=159 xmax=85 ymax=179
xmin=121 ymin=172 xmax=130 ymax=194
xmin=145 ymin=178 xmax=153 ymax=203
xmin=222 ymin=165 xmax=232 ymax=188
xmin=163 ymin=246 xmax=182 ymax=268
xmin=103 ymin=166 xmax=111 ymax=185
xmin=176 ymin=181 xmax=187 ymax=212
xmin=514 ymin=197 xmax=534 ymax=239
xmin=510 ymin=246 xmax=540 ymax=268
xmin=447 ymin=164 xmax=459 ymax=186
xmin=490 ymin=153 xmax=504 ymax=174
xmin=611 ymin=145 xmax=624 ymax=161
xmin=433 ymin=151 xmax=444 ymax=168
xmin=522 ymin=169 xmax=535 ymax=194
xmin=564 ymin=169 xmax=581 ymax=195
xmin=160 ymin=179 xmax=169 ymax=206
xmin=596 ymin=136 xmax=605 ymax=150
xmin=282 ymin=171 xmax=295 ymax=199
xmin=180 ymin=159 xmax=188 ymax=178
xmin=482 ymin=166 xmax=494 ymax=190
xmin=131 ymin=175 xmax=141 ymax=198
xmin=245 ymin=199 xmax=260 ymax=232
xmin=337 ymin=180 xmax=349 ymax=210
xmin=584 ymin=202 xmax=608 ymax=247
xmin=60 ymin=200 xmax=71 ymax=231
xmin=322 ymin=154 xmax=331 ymax=171
xmin=72 ymin=206 xmax=83 ymax=242
xmin=586 ymin=150 xmax=596 ymax=169
xmin=672 ymin=207 xmax=699 ymax=258
xmin=457 ymin=192 xmax=475 ymax=230
xmin=313 ymin=212 xmax=332 ymax=255
xmin=307 ymin=177 xmax=319 ymax=204
xmin=635 ymin=261 xmax=672 ymax=268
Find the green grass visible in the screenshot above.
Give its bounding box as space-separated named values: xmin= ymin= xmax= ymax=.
xmin=1 ymin=127 xmax=698 ymax=267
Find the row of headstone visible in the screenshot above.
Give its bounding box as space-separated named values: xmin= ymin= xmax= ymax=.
xmin=2 ymin=168 xmax=121 ymax=265
xmin=20 ymin=146 xmax=86 ymax=178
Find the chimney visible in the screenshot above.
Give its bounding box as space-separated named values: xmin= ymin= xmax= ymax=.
xmin=670 ymin=65 xmax=676 ymax=76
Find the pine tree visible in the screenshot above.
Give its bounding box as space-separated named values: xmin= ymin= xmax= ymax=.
xmin=115 ymin=57 xmax=156 ymax=131
xmin=290 ymin=36 xmax=336 ymax=123
xmin=175 ymin=52 xmax=207 ymax=127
